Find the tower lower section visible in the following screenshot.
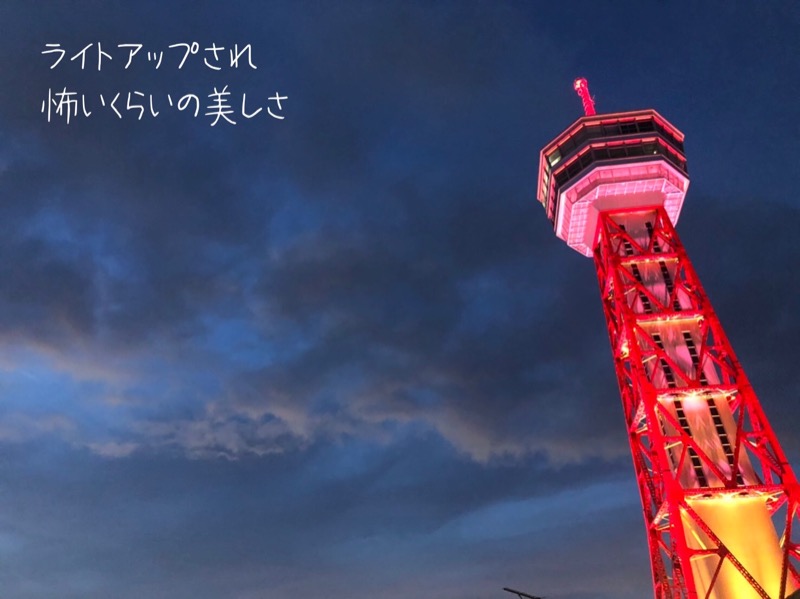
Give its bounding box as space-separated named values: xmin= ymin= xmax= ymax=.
xmin=594 ymin=207 xmax=800 ymax=599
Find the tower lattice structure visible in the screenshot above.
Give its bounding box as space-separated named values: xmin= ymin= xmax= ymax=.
xmin=537 ymin=79 xmax=800 ymax=599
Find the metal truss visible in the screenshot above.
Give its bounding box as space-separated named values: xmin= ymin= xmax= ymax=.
xmin=594 ymin=206 xmax=800 ymax=599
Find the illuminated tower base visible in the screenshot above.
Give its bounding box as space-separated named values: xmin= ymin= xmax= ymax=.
xmin=537 ymin=80 xmax=800 ymax=598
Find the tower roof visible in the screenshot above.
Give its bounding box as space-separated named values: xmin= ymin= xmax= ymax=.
xmin=537 ymin=109 xmax=690 ymax=256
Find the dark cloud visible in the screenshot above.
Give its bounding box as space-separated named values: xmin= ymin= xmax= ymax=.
xmin=0 ymin=437 xmax=643 ymax=599
xmin=0 ymin=236 xmax=96 ymax=345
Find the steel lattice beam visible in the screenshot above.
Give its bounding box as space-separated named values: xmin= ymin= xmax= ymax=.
xmin=594 ymin=208 xmax=800 ymax=598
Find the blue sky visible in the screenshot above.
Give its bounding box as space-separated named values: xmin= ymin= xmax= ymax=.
xmin=1 ymin=2 xmax=799 ymax=598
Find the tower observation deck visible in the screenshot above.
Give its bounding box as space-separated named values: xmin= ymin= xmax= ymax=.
xmin=537 ymin=79 xmax=800 ymax=599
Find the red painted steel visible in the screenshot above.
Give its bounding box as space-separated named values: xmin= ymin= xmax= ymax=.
xmin=592 ymin=206 xmax=800 ymax=598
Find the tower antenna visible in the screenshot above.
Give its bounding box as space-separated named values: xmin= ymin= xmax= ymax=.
xmin=573 ymin=77 xmax=596 ymax=116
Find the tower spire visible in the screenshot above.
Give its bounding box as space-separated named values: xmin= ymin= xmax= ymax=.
xmin=573 ymin=77 xmax=596 ymax=116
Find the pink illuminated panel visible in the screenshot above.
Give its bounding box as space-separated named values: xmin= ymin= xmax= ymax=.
xmin=536 ymin=110 xmax=687 ymax=230
xmin=554 ymin=159 xmax=689 ymax=256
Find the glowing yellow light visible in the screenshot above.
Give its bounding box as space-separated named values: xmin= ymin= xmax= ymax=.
xmin=682 ymin=391 xmax=701 ymax=405
xmin=682 ymin=496 xmax=796 ymax=599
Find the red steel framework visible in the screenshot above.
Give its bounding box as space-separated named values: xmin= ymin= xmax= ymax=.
xmin=537 ymin=79 xmax=800 ymax=598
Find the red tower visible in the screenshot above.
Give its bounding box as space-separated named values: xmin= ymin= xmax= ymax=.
xmin=537 ymin=79 xmax=800 ymax=598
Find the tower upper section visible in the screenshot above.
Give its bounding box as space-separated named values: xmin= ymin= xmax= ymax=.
xmin=537 ymin=109 xmax=690 ymax=256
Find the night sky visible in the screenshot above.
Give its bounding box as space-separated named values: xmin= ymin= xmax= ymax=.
xmin=1 ymin=2 xmax=799 ymax=598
